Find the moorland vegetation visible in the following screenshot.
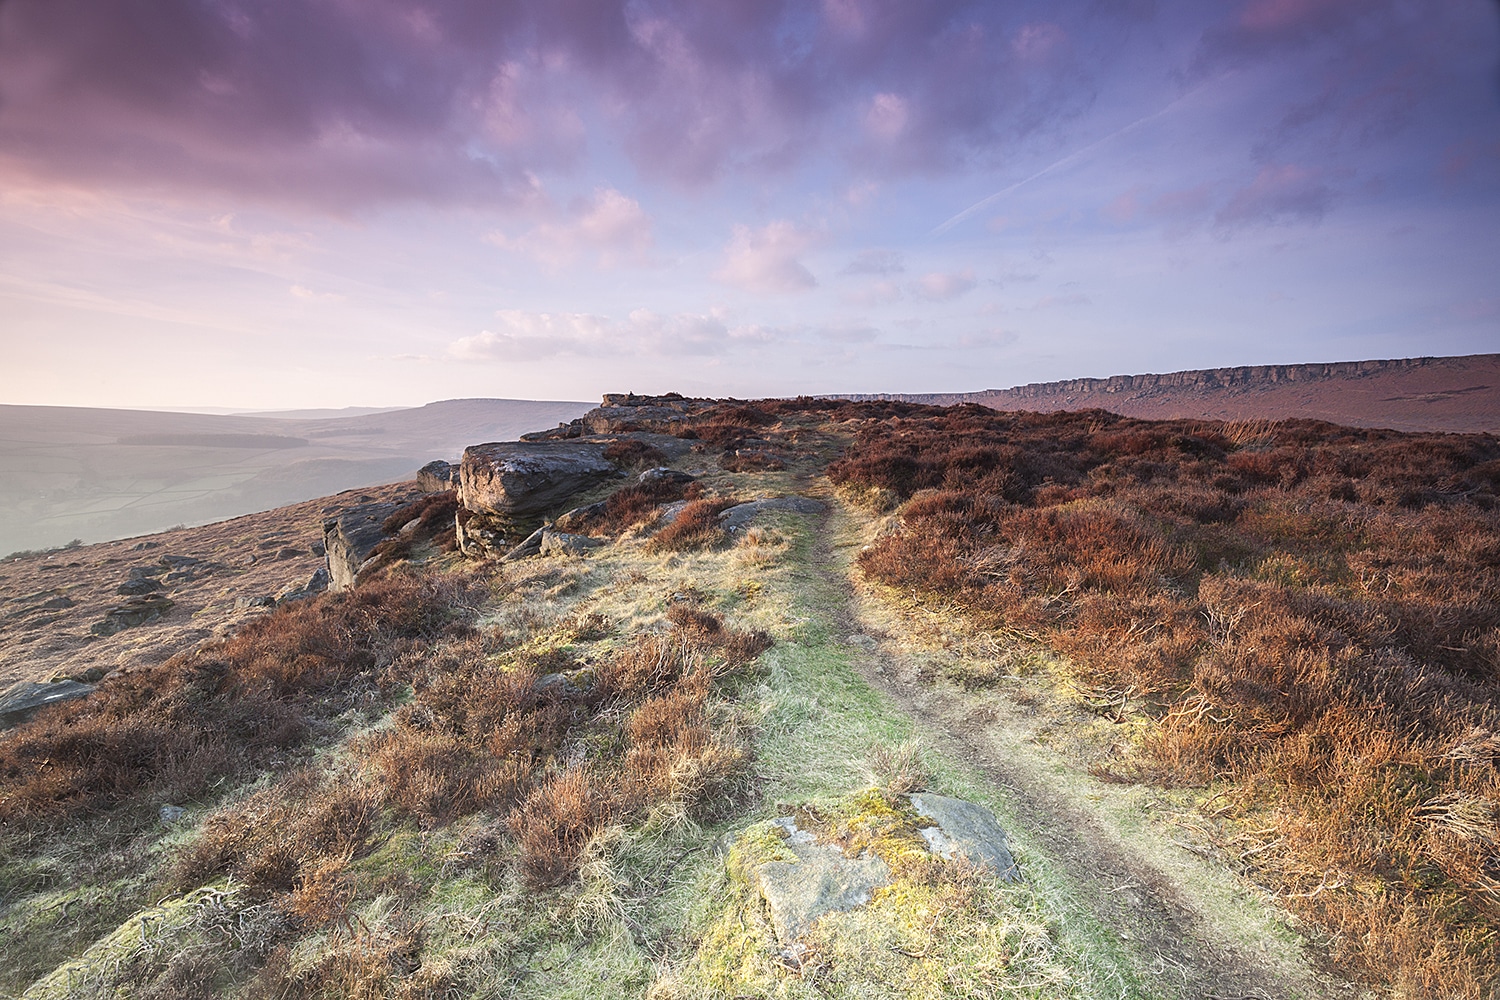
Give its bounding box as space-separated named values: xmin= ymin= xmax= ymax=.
xmin=1 ymin=396 xmax=1496 ymax=998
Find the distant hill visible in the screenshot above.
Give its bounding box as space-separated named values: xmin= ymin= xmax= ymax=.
xmin=834 ymin=354 xmax=1500 ymax=434
xmin=0 ymin=398 xmax=591 ymax=555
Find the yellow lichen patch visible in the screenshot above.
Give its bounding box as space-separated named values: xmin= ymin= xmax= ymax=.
xmin=658 ymin=796 xmax=1078 ymax=999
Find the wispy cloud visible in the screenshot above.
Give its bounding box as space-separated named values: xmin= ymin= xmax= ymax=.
xmin=449 ymin=307 xmax=769 ymax=362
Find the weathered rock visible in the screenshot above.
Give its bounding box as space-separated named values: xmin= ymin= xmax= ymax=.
xmin=417 ymin=459 xmax=458 ymax=492
xmin=455 ymin=511 xmax=509 ymax=558
xmin=158 ymin=554 xmax=201 ymax=570
xmin=234 ymin=595 xmax=276 ymax=611
xmin=159 ymin=804 xmax=185 ymax=825
xmin=276 ymin=567 xmax=329 ymax=604
xmin=755 ymin=817 xmax=892 ymax=942
xmin=540 ymin=530 xmax=606 ymax=557
xmin=116 ymin=577 xmax=163 ymax=596
xmin=494 ymin=524 xmax=544 ymax=561
xmin=323 ymin=501 xmax=404 ymax=591
xmin=91 ymin=594 xmax=175 ymax=635
xmin=909 ymin=793 xmax=1019 ymax=880
xmin=638 ymin=467 xmax=696 ymax=487
xmin=0 ymin=679 xmax=94 ymax=730
xmin=459 ymin=441 xmax=622 ymax=532
xmin=718 ymin=496 xmax=827 ymax=534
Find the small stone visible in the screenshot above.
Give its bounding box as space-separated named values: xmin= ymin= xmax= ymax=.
xmin=0 ymin=679 xmax=94 ymax=730
xmin=638 ymin=467 xmax=696 ymax=487
xmin=234 ymin=595 xmax=276 ymax=611
xmin=159 ymin=805 xmax=185 ymax=825
xmin=909 ymin=793 xmax=1019 ymax=880
xmin=718 ymin=496 xmax=827 ymax=534
xmin=756 ymin=837 xmax=891 ymax=942
xmin=91 ymin=594 xmax=175 ymax=636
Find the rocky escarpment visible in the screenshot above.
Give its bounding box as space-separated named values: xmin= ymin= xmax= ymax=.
xmin=832 ymin=353 xmax=1500 ymax=434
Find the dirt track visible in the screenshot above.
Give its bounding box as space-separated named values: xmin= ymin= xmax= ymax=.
xmin=809 ymin=498 xmax=1369 ymax=1000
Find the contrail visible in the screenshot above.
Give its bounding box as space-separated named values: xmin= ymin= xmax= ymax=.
xmin=930 ymin=83 xmax=1215 ymax=237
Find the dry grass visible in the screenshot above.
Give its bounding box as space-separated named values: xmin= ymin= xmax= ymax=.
xmin=824 ymin=403 xmax=1500 ymax=996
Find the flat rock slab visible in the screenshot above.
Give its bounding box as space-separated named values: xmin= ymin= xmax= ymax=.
xmin=539 ymin=530 xmax=605 ymax=556
xmin=756 ymin=835 xmax=891 ymax=943
xmin=460 ymin=441 xmax=621 ymax=525
xmin=0 ymin=679 xmax=93 ymax=730
xmin=323 ymin=500 xmax=404 ymax=591
xmin=910 ymin=793 xmax=1020 ymax=880
xmin=719 ymin=496 xmax=827 ymax=534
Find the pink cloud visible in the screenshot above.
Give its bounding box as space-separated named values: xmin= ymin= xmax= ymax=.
xmin=714 ymin=221 xmax=819 ymax=294
xmin=451 ymin=306 xmax=757 ymax=361
xmin=912 ymin=269 xmax=977 ymax=301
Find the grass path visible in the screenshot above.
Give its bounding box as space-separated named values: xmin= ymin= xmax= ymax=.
xmin=788 ymin=490 xmax=1365 ymax=1000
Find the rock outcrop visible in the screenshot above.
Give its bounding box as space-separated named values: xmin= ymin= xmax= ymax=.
xmin=458 ymin=441 xmax=622 ymax=539
xmin=90 ymin=594 xmax=175 ymax=635
xmin=522 ymin=393 xmax=717 ymax=440
xmin=323 ymin=500 xmax=404 ymax=592
xmin=416 ymin=460 xmax=457 ymax=492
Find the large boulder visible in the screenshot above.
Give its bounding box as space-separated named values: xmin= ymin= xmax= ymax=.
xmin=459 ymin=441 xmax=622 ymax=534
xmin=323 ymin=501 xmax=404 ymax=592
xmin=522 ymin=393 xmax=716 ymax=440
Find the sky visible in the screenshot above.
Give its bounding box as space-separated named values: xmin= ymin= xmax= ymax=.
xmin=0 ymin=0 xmax=1498 ymax=410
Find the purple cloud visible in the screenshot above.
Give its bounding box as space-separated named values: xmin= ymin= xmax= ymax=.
xmin=0 ymin=0 xmax=1108 ymax=209
xmin=1215 ymin=163 xmax=1337 ymax=230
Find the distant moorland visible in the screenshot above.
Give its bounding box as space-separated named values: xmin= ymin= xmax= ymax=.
xmin=0 ymin=398 xmax=591 ymax=556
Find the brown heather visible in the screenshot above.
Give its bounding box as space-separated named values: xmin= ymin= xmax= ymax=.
xmin=0 ymin=571 xmax=479 ymax=824
xmin=810 ymin=402 xmax=1500 ymax=996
